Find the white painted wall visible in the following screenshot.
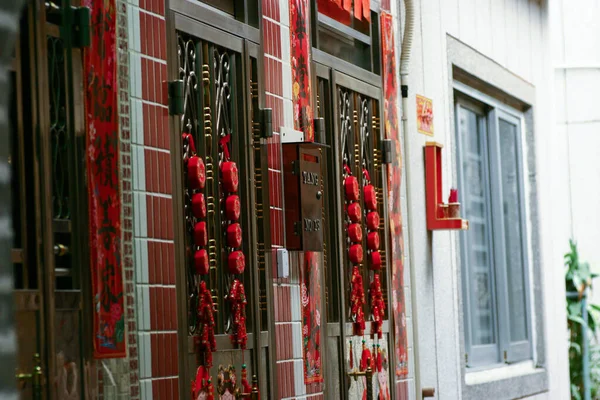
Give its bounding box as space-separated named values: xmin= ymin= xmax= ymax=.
xmin=401 ymin=0 xmax=570 ymax=398
xmin=552 ymin=0 xmax=600 ymax=302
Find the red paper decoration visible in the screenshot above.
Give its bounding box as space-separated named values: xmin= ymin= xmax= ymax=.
xmin=350 ymin=266 xmax=366 ymax=336
xmin=367 ymin=231 xmax=380 ymax=251
xmin=364 ymin=184 xmax=377 ymax=210
xmin=221 ymin=161 xmax=239 ymax=193
xmin=348 ymin=223 xmax=363 ymax=243
xmin=228 ymin=279 xmax=248 ymax=349
xmin=228 ymin=250 xmax=246 ymax=275
xmin=345 ymin=176 xmax=360 ymax=201
xmin=349 ymin=244 xmax=364 ymax=264
xmin=226 ymin=223 xmax=243 ymax=248
xmin=192 ymin=193 xmax=207 ymax=219
xmin=370 ymin=274 xmax=386 ymax=339
xmin=225 ymin=195 xmax=241 ymax=221
xmin=347 ymin=202 xmax=362 ymax=222
xmin=369 ymin=250 xmax=382 ymax=270
xmin=182 ymin=132 xmax=196 ymax=154
xmin=194 ymin=249 xmax=209 ymax=275
xmin=366 ymin=211 xmax=379 ymax=231
xmin=194 ymin=221 xmax=208 ymax=247
xmin=188 ymin=156 xmax=206 ymax=190
xmin=197 ymin=281 xmax=216 ymax=366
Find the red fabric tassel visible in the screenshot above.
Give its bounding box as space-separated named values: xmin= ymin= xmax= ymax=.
xmin=369 ymin=273 xmax=386 ymax=339
xmin=350 ymin=266 xmax=366 ymax=336
xmin=197 ymin=282 xmax=216 ymax=367
xmin=363 ymin=0 xmax=371 ymax=21
xmin=343 ymin=0 xmax=352 ymax=12
xmin=241 ymin=364 xmax=252 ymax=394
xmin=376 ymin=345 xmax=383 ymax=372
xmin=228 ymin=279 xmax=248 ymax=349
xmin=360 ymin=341 xmax=371 ymax=371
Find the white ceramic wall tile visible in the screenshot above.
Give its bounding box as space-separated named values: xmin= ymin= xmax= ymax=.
xmin=294 ymin=359 xmax=306 ymax=396
xmin=142 ymin=285 xmax=151 ymax=331
xmin=139 ymin=192 xmax=147 ymax=237
xmin=292 ymin=322 xmax=302 ymax=359
xmin=133 ymin=8 xmax=141 ymax=53
xmin=128 ymin=52 xmax=137 ymax=102
xmin=144 ymin=334 xmax=152 ymax=379
xmin=283 ymin=99 xmax=294 ymax=129
xmin=134 ymin=54 xmax=142 ymax=99
xmin=127 ymin=5 xmax=135 ymax=49
xmin=282 ymin=62 xmax=292 ymax=100
xmin=145 ymin=379 xmax=153 ymax=400
xmin=291 ymin=285 xmax=300 ymax=321
xmin=566 ymin=69 xmax=600 ymax=123
xmin=281 ymin=25 xmax=291 ymax=63
xmin=136 ymin=145 xmax=146 ymax=192
xmin=136 ymin=286 xmax=145 ymax=332
xmin=138 ymin=333 xmax=146 ymax=378
xmin=136 ymin=99 xmax=144 ymax=144
xmin=279 ymin=0 xmax=289 ymax=26
xmin=140 ymin=239 xmax=149 ymax=283
xmin=135 ymin=238 xmax=143 ymax=283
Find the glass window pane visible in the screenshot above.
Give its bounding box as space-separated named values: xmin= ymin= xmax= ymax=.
xmin=458 ymin=106 xmax=497 ymax=346
xmin=498 ymin=118 xmax=528 ymax=342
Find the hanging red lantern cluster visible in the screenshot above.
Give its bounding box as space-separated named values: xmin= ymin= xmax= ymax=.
xmin=183 ymin=133 xmax=211 ymax=276
xmin=369 ymin=273 xmax=385 ymax=339
xmin=220 ymin=133 xmax=248 ymax=349
xmin=362 ymin=169 xmax=381 ymax=271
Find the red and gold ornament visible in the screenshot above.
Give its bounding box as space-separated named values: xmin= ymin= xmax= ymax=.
xmin=344 ymin=176 xmax=360 ymax=201
xmin=367 ymin=231 xmax=380 ymax=251
xmin=369 ymin=250 xmax=382 ymax=270
xmin=350 ymin=266 xmax=366 ymax=336
xmin=225 ymin=195 xmax=241 ymax=221
xmin=188 ymin=156 xmax=206 ymax=190
xmin=347 ymin=202 xmax=362 ymax=223
xmin=221 ymin=161 xmax=239 ymax=193
xmin=348 ymin=223 xmax=363 ymax=243
xmin=369 ymin=273 xmax=386 ymax=339
xmin=228 ymin=279 xmax=248 ymax=349
xmin=226 ymin=223 xmax=243 ymax=248
xmin=366 ymin=211 xmax=379 ymax=231
xmin=197 ymin=281 xmax=216 ymax=366
xmin=349 ymin=244 xmax=364 ymax=264
xmin=363 ymin=184 xmax=377 ymax=210
xmin=194 ymin=221 xmax=208 ymax=247
xmin=191 ymin=193 xmax=207 ymax=219
xmin=228 ymin=251 xmax=246 ymax=275
xmin=194 ymin=249 xmax=209 ymax=275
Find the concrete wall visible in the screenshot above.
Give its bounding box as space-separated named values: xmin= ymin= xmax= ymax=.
xmin=401 ymin=0 xmax=570 ymax=398
xmin=552 ymin=0 xmax=600 ymax=300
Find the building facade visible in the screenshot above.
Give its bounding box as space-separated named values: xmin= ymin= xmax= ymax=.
xmin=7 ymin=0 xmax=572 ymax=399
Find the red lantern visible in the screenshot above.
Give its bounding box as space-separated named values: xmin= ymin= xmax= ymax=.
xmin=225 ymin=195 xmax=241 ymax=221
xmin=367 ymin=231 xmax=380 ymax=250
xmin=364 ymin=184 xmax=377 ymax=211
xmin=226 ymin=223 xmax=243 ymax=248
xmin=344 ymin=176 xmax=360 ymax=201
xmin=347 ymin=202 xmax=362 ymax=223
xmin=194 ymin=249 xmax=209 ymax=275
xmin=221 ymin=161 xmax=239 ymax=193
xmin=194 ymin=221 xmax=208 ymax=247
xmin=366 ymin=211 xmax=379 ymax=231
xmin=191 ymin=193 xmax=207 ymax=219
xmin=188 ymin=156 xmax=206 ymax=190
xmin=228 ymin=251 xmax=246 ymax=275
xmin=349 ymin=244 xmax=364 ymax=264
xmin=369 ymin=251 xmax=382 ymax=270
xmin=348 ymin=223 xmax=363 ymax=243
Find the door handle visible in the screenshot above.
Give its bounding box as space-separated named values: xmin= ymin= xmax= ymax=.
xmin=54 ymin=243 xmax=69 ymax=256
xmin=422 ymin=387 xmax=436 ymax=398
xmin=15 ymin=353 xmax=43 ymax=399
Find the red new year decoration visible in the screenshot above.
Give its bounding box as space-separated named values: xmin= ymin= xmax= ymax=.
xmin=348 ymin=223 xmax=363 ymax=243
xmin=225 ymin=195 xmax=241 ymax=221
xmin=194 ymin=249 xmax=209 ymax=275
xmin=226 ymin=223 xmax=243 ymax=248
xmin=345 ymin=176 xmax=360 ymax=201
xmin=366 ymin=211 xmax=379 ymax=230
xmin=221 ymin=161 xmax=239 ymax=193
xmin=369 ymin=250 xmax=382 ymax=270
xmin=360 ymin=341 xmax=372 ymax=371
xmin=197 ymin=281 xmax=216 ymax=367
xmin=241 ymin=364 xmax=252 ymax=394
xmin=349 ymin=244 xmax=364 ymax=264
xmin=364 ymin=184 xmax=377 ymax=210
xmin=228 ymin=251 xmax=246 ymax=275
xmin=194 ymin=221 xmax=208 ymax=247
xmin=347 ymin=202 xmax=362 ymax=222
xmin=367 ymin=231 xmax=380 ymax=251
xmin=228 ymin=279 xmax=248 ymax=349
xmin=84 ymin=0 xmax=125 ymax=359
xmin=188 ymin=156 xmax=206 ymax=190
xmin=350 ymin=266 xmax=366 ymax=335
xmin=183 ymin=132 xmax=196 ymax=154
xmin=370 ymin=274 xmax=386 ymax=339
xmin=300 ymin=252 xmax=324 ymax=384
xmin=192 ymin=193 xmax=207 ymax=219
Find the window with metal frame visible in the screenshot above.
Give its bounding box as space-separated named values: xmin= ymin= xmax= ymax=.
xmin=199 ymin=0 xmax=259 ymax=28
xmin=312 ymin=0 xmax=381 ymax=73
xmin=455 ymin=88 xmax=532 ymax=368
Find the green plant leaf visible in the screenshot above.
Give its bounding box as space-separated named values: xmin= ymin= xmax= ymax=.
xmin=569 ymin=314 xmax=587 ymax=326
xmin=570 ymin=341 xmax=582 ymax=355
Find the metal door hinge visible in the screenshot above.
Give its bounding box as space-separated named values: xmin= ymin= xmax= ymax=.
xmin=260 ymin=108 xmax=273 ymax=138
xmin=503 ymin=350 xmax=508 ymax=362
xmin=291 ymin=160 xmax=300 ymax=175
xmin=381 ymin=139 xmax=393 ymax=164
xmin=168 ymin=80 xmax=185 ymax=115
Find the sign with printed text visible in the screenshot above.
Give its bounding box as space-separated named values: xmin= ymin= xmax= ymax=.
xmin=416 ymin=95 xmax=434 ymax=136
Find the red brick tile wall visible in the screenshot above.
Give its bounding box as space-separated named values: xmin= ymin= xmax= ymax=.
xmin=130 ymin=0 xmax=178 ymax=397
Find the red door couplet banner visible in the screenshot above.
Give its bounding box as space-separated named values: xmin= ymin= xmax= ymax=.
xmin=84 ymin=0 xmax=126 ymax=359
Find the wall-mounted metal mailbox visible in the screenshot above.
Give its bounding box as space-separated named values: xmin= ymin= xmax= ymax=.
xmin=282 ymin=142 xmax=326 ymax=251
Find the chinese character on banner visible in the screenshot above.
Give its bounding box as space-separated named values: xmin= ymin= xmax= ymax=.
xmin=417 ymin=95 xmax=434 ymax=136
xmin=83 ymin=0 xmax=126 ymax=359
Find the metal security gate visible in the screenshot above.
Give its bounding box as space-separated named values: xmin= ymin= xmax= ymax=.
xmin=167 ymin=1 xmax=274 ymax=398
xmin=10 ymin=1 xmax=90 ymax=398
